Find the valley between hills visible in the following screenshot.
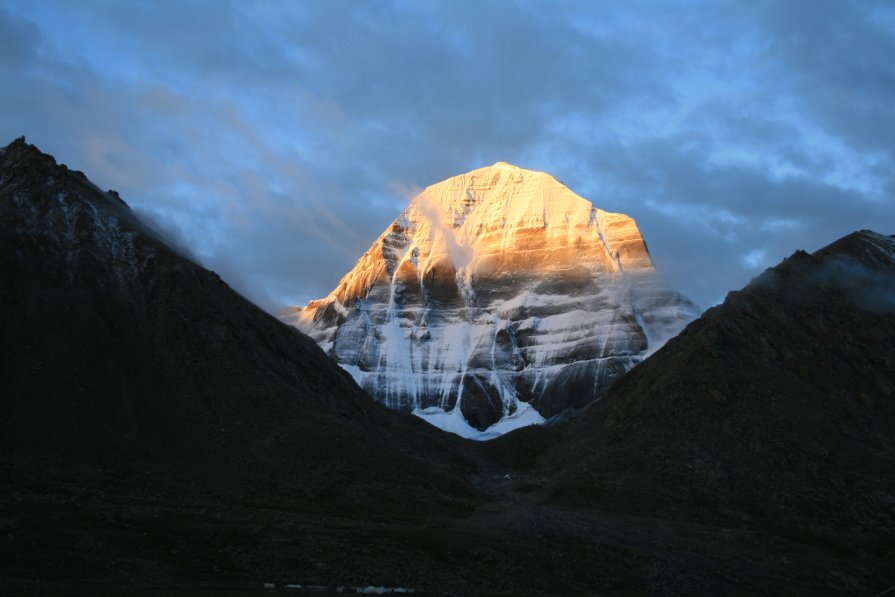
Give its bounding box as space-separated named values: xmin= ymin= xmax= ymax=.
xmin=1 ymin=137 xmax=893 ymax=595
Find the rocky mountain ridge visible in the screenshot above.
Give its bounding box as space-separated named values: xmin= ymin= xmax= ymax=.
xmin=0 ymin=136 xmax=478 ymax=501
xmin=494 ymin=229 xmax=895 ymax=581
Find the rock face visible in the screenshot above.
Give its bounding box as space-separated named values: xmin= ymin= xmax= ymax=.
xmin=287 ymin=162 xmax=699 ymax=434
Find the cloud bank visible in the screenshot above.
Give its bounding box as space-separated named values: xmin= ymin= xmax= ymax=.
xmin=1 ymin=0 xmax=892 ymax=310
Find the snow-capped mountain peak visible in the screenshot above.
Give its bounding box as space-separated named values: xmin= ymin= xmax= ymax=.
xmin=286 ymin=163 xmax=699 ymax=438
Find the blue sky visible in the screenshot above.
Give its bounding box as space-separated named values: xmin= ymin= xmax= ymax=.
xmin=2 ymin=0 xmax=893 ymax=311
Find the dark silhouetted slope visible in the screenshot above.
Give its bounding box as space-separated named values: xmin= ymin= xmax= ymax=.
xmin=0 ymin=137 xmax=503 ymax=592
xmin=0 ymin=136 xmax=475 ymax=489
xmin=475 ymin=230 xmax=895 ymax=592
xmin=521 ymin=230 xmax=895 ymax=584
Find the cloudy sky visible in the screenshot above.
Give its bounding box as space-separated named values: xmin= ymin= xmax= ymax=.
xmin=2 ymin=0 xmax=893 ymax=311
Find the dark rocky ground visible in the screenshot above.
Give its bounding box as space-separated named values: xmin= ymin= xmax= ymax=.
xmin=1 ymin=138 xmax=893 ymax=595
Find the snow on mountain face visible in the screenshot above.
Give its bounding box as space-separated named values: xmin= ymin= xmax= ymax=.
xmin=285 ymin=162 xmax=700 ymax=437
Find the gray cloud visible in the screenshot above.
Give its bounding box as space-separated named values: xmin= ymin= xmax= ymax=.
xmin=1 ymin=0 xmax=893 ymax=311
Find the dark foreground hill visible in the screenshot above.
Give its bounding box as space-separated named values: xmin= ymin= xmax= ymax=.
xmin=0 ymin=137 xmax=492 ymax=591
xmin=546 ymin=230 xmax=895 ymax=523
xmin=2 ymin=137 xmax=894 ymax=595
xmin=0 ymin=136 xmax=478 ymax=492
xmin=489 ymin=229 xmax=895 ymax=591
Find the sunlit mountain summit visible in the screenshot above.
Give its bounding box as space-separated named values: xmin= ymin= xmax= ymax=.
xmin=286 ymin=162 xmax=699 ymax=438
